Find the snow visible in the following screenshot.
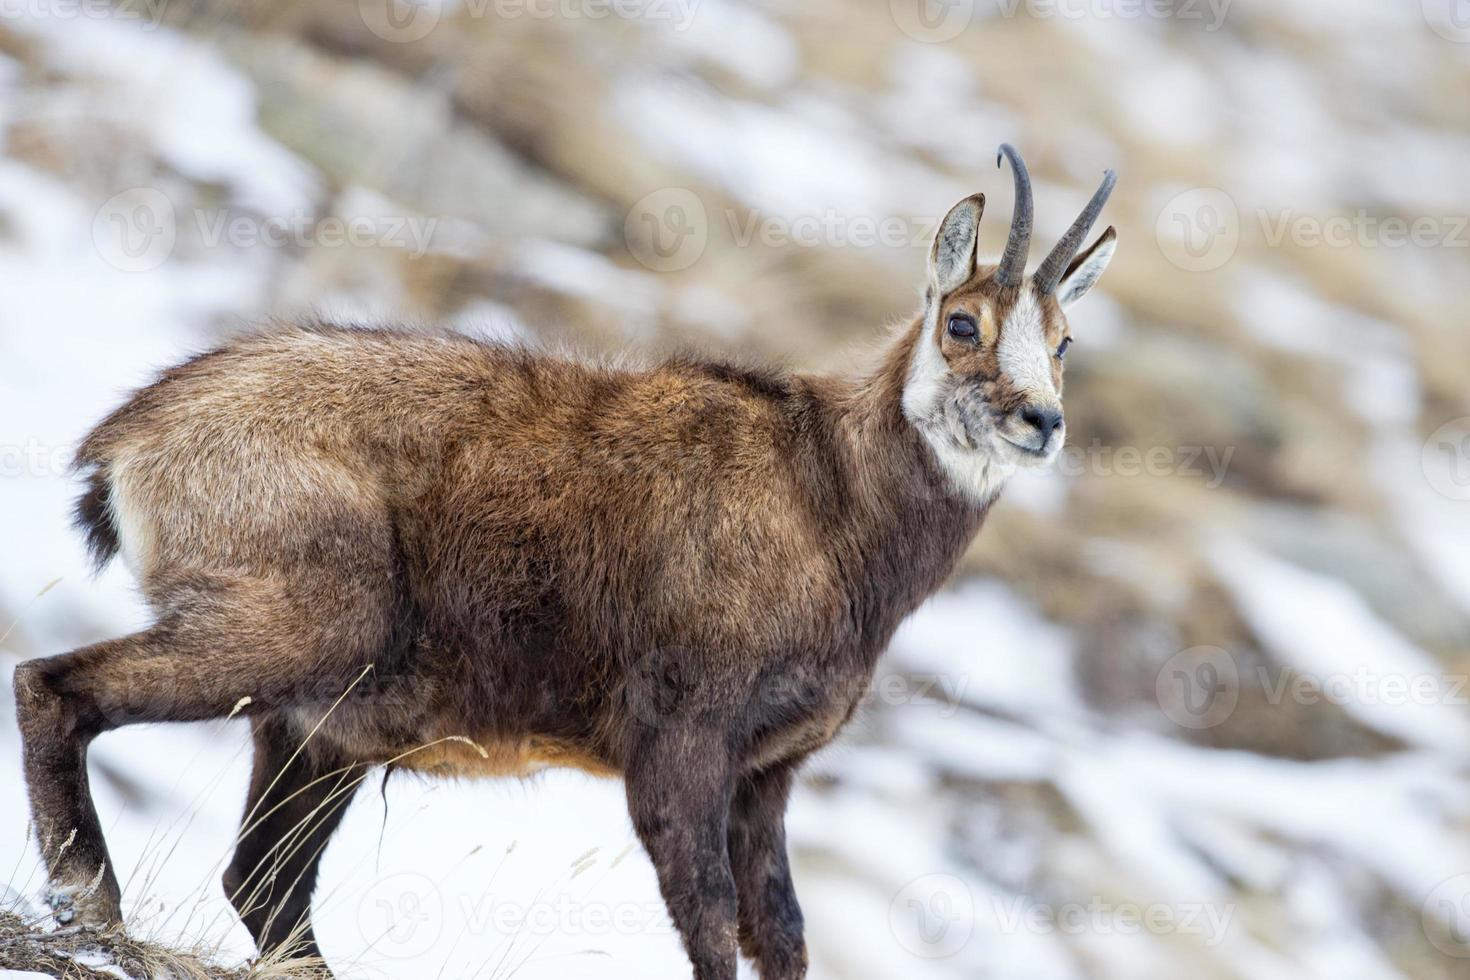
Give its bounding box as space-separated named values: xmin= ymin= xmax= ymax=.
xmin=1371 ymin=428 xmax=1470 ymax=618
xmin=890 ymin=581 xmax=1084 ymax=721
xmin=613 ymin=76 xmax=968 ymax=220
xmin=885 ymin=708 xmax=1056 ymax=783
xmin=1116 ymin=54 xmax=1222 ymax=147
xmin=509 ymin=239 xmax=665 ymax=328
xmin=876 ymin=44 xmax=1019 ymax=173
xmin=1211 ymin=539 xmax=1470 ymax=752
xmin=9 ymin=16 xmax=317 ymax=216
xmin=60 ymin=952 xmax=135 ymax=980
xmin=1231 ymin=269 xmax=1420 ymax=429
xmin=651 ymin=0 xmax=800 ymax=91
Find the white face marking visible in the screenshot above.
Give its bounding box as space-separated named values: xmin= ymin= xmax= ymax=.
xmin=900 ymin=304 xmax=947 ymax=423
xmin=922 ymin=430 xmax=1017 ymax=503
xmin=900 ymin=286 xmax=1067 ymax=503
xmin=901 ymin=302 xmax=1016 ymax=504
xmin=996 ymin=288 xmax=1056 ymax=400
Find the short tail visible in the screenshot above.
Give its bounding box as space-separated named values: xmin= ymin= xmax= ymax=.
xmin=73 ymin=468 xmax=121 ymax=571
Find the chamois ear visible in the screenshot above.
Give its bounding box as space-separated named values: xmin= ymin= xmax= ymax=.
xmin=928 ymin=194 xmax=985 ymax=297
xmin=1056 ymin=225 xmax=1117 ymax=308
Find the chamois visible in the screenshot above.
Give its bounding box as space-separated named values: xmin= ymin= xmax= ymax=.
xmin=14 ymin=145 xmax=1116 ymax=979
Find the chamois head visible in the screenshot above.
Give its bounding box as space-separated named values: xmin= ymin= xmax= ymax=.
xmin=903 ymin=144 xmax=1117 ymax=500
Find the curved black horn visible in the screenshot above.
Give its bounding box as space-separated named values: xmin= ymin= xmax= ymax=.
xmin=1034 ymin=169 xmax=1117 ymax=295
xmin=995 ymin=144 xmax=1033 ymax=287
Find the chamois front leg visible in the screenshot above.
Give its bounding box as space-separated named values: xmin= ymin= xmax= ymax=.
xmin=624 ymin=727 xmax=739 ymax=980
xmin=728 ymin=763 xmax=806 ymax=979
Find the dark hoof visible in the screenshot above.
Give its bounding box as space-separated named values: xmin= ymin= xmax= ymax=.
xmin=44 ymin=881 xmax=120 ymax=931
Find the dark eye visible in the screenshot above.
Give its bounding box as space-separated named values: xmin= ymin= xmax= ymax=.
xmin=947 ymin=314 xmax=977 ymax=340
xmin=1056 ymin=337 xmax=1073 ymax=360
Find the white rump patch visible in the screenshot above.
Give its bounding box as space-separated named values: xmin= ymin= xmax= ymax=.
xmin=107 ymin=454 xmax=157 ymax=577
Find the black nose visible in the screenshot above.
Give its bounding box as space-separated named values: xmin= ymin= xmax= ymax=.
xmin=1020 ymin=405 xmax=1063 ymax=439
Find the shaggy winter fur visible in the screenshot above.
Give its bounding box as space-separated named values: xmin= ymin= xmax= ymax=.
xmin=14 ymin=191 xmax=1115 ymax=980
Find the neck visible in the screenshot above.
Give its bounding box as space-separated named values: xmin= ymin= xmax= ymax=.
xmin=840 ymin=314 xmax=1013 ymax=505
xmin=802 ymin=318 xmax=995 ymax=650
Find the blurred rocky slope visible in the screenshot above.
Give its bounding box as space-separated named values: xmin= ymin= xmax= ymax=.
xmin=1 ymin=2 xmax=1469 ymax=978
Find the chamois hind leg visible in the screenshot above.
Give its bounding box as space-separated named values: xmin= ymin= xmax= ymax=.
xmin=13 ymin=569 xmax=393 ymax=932
xmin=224 ymin=713 xmax=360 ymax=964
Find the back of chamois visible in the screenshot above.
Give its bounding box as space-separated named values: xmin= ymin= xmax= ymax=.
xmin=14 ymin=145 xmax=1116 ymax=980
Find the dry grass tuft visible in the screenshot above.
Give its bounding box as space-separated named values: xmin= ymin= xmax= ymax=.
xmin=0 ymin=908 xmax=331 ymax=980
